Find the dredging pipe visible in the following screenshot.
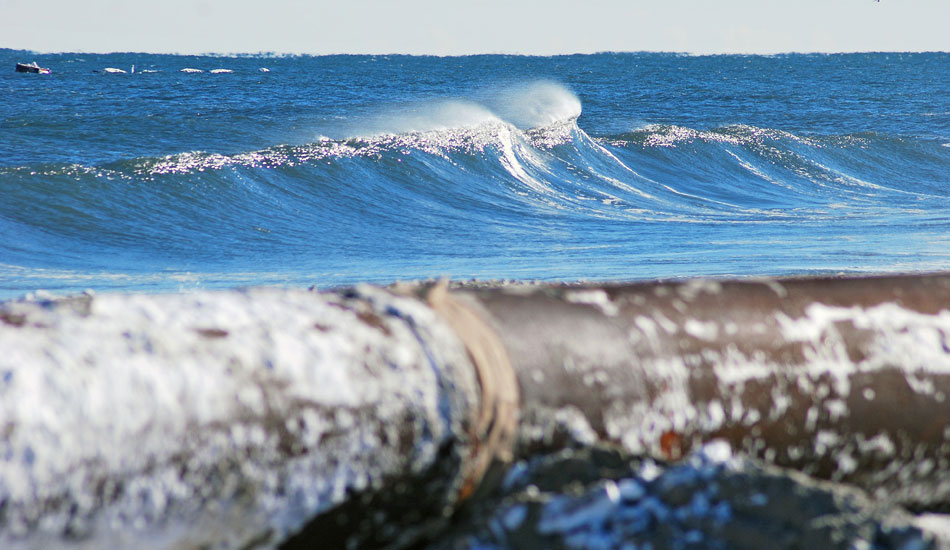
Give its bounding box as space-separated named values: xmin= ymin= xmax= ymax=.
xmin=458 ymin=274 xmax=950 ymax=508
xmin=1 ymin=273 xmax=949 ymax=549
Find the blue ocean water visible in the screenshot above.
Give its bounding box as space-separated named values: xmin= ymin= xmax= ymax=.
xmin=1 ymin=50 xmax=949 ymax=297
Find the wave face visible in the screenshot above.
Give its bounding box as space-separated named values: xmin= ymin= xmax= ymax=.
xmin=1 ymin=51 xmax=949 ymax=296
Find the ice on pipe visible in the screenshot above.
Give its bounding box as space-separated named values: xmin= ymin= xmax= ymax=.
xmin=0 ymin=287 xmax=479 ymax=550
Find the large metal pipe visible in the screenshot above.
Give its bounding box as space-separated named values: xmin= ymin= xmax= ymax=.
xmin=0 ymin=287 xmax=483 ymax=550
xmin=2 ymin=273 xmax=950 ymax=549
xmin=455 ymin=274 xmax=950 ymax=510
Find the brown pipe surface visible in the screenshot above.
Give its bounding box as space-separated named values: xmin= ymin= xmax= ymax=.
xmin=454 ymin=273 xmax=950 ymax=509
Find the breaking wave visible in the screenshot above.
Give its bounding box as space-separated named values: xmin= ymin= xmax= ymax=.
xmin=1 ymin=78 xmax=949 ymax=296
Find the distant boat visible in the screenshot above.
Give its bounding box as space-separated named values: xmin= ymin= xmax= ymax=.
xmin=102 ymin=67 xmax=127 ymax=74
xmin=180 ymin=68 xmax=203 ymax=73
xmin=210 ymin=69 xmax=233 ymax=74
xmin=259 ymin=67 xmax=270 ymax=73
xmin=15 ymin=62 xmax=50 ymax=74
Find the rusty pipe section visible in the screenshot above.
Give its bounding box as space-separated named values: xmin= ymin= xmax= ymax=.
xmin=457 ymin=273 xmax=950 ymax=510
xmin=2 ymin=273 xmax=950 ymax=549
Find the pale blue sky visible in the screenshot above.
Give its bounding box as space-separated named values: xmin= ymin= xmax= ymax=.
xmin=3 ymin=0 xmax=948 ymax=55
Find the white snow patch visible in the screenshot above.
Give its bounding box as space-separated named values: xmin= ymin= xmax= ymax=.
xmin=565 ymin=289 xmax=619 ymax=316
xmin=684 ymin=319 xmax=718 ymax=341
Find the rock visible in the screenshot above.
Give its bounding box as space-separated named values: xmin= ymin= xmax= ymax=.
xmin=429 ymin=444 xmax=937 ymax=550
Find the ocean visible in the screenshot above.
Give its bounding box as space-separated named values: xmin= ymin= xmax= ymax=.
xmin=2 ymin=50 xmax=948 ymax=298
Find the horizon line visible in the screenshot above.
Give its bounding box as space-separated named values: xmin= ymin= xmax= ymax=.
xmin=4 ymin=47 xmax=949 ymax=58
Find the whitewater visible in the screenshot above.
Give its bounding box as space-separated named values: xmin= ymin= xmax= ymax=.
xmin=2 ymin=51 xmax=948 ymax=296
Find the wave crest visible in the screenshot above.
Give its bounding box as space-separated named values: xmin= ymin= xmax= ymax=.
xmin=342 ymin=81 xmax=582 ymax=139
xmin=486 ymin=81 xmax=582 ymax=130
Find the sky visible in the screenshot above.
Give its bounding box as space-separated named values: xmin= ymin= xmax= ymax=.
xmin=2 ymin=0 xmax=948 ymax=56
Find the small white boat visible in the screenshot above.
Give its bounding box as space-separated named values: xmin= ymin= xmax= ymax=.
xmin=258 ymin=67 xmax=270 ymax=73
xmin=102 ymin=67 xmax=126 ymax=74
xmin=210 ymin=69 xmax=233 ymax=74
xmin=180 ymin=68 xmax=203 ymax=73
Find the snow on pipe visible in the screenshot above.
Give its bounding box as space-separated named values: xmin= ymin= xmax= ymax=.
xmin=1 ymin=273 xmax=950 ymax=549
xmin=465 ymin=274 xmax=950 ymax=510
xmin=0 ymin=286 xmax=486 ymax=550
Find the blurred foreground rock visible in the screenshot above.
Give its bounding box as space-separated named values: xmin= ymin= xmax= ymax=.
xmin=429 ymin=443 xmax=938 ymax=550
